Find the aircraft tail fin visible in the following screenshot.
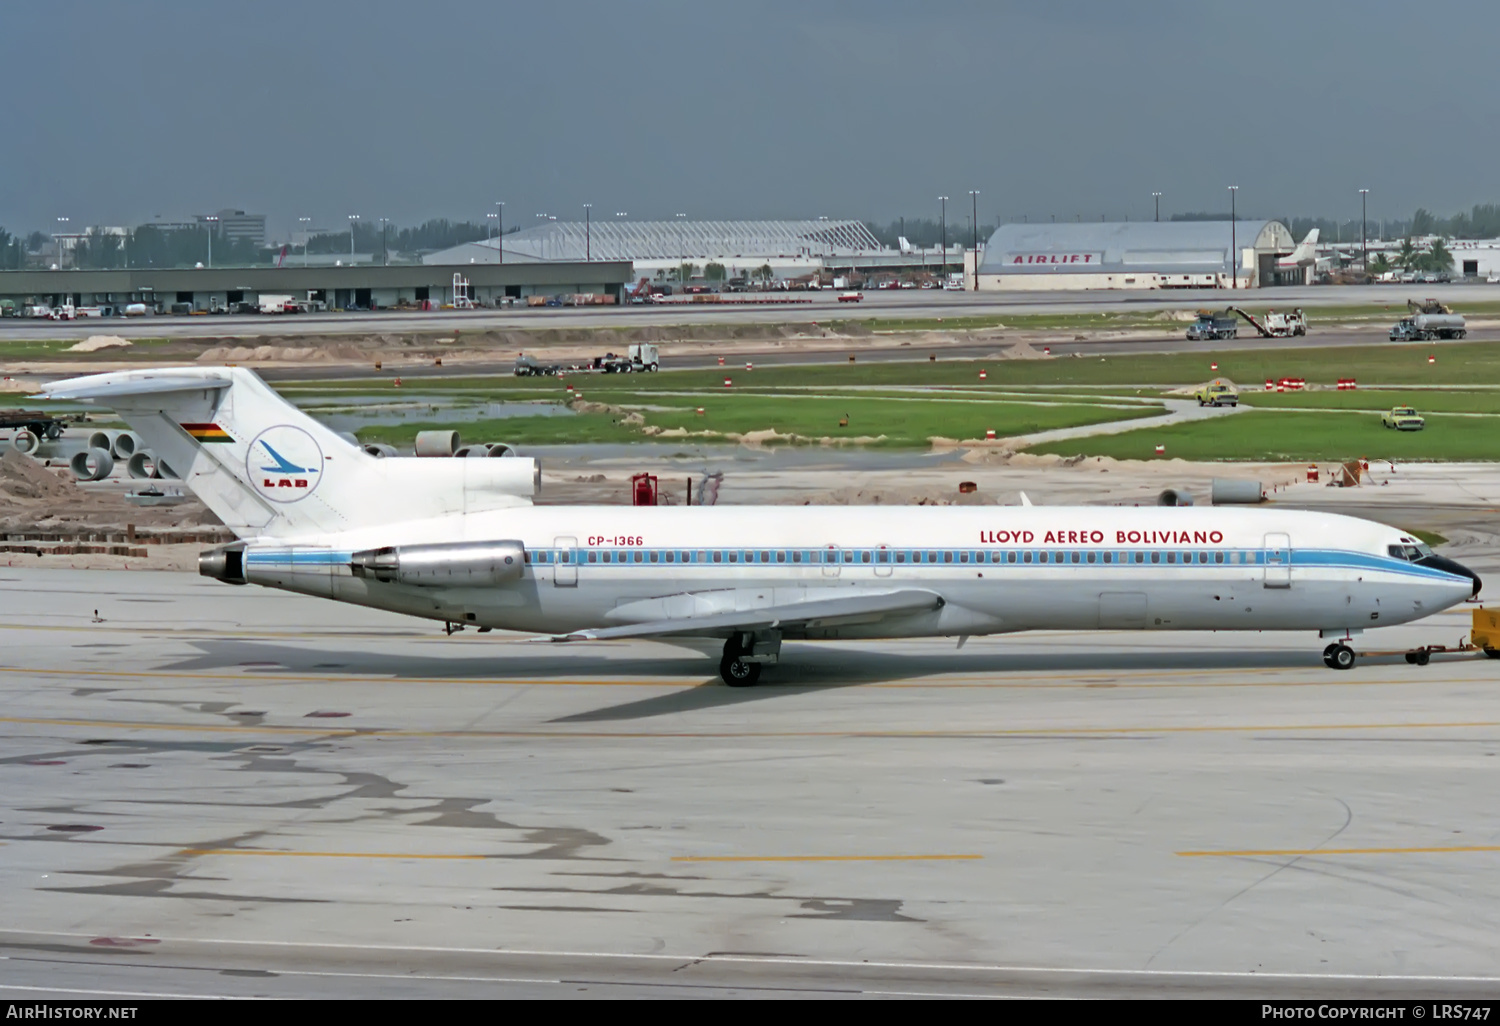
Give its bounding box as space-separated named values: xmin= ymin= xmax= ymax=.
xmin=35 ymin=367 xmax=538 ymax=540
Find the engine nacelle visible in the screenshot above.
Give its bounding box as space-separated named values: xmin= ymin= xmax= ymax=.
xmin=349 ymin=540 xmax=526 ymax=586
xmin=199 ymin=544 xmax=247 ymax=584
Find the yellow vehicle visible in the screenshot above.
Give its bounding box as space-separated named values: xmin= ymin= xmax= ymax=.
xmin=1194 ymin=378 xmax=1239 ymax=407
xmin=1382 ymin=406 xmax=1425 ymax=430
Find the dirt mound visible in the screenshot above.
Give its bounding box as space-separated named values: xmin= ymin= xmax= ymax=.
xmin=67 ymin=335 xmax=132 ymax=352
xmin=0 ymin=448 xmax=74 ymax=500
xmin=999 ymin=341 xmax=1052 ymax=360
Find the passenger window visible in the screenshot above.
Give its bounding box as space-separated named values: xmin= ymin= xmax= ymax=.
xmin=877 ymin=550 xmax=889 ymax=563
xmin=760 ymin=551 xmax=770 ymax=563
xmin=634 ymin=551 xmax=644 ymax=563
xmin=1070 ymin=552 xmax=1080 ymax=564
xmin=861 ymin=551 xmax=872 ymax=564
xmin=665 ymin=552 xmax=675 ymax=563
xmin=1007 ymin=551 xmax=1017 ymax=564
xmin=712 ymin=551 xmax=722 ymax=563
xmin=776 ymin=551 xmax=786 ymax=563
xmin=1087 ymin=552 xmax=1097 ymax=564
xmin=1040 ymin=551 xmax=1050 ymax=564
xmin=1023 ymin=551 xmax=1033 ymax=564
xmin=1102 ymin=552 xmax=1112 ymax=563
xmin=959 ymin=552 xmax=969 ymax=564
xmin=792 ymin=551 xmax=802 ymax=563
xmin=1166 ymin=552 xmax=1176 ymax=564
xmin=943 ymin=552 xmax=953 ymax=564
xmin=1214 ymin=552 xmax=1224 ymax=564
xmin=1151 ymin=552 xmax=1160 ymax=564
xmin=895 ymin=551 xmax=907 ymax=563
xmin=1199 ymin=551 xmax=1207 ymax=563
xmin=729 ymin=552 xmax=739 ymax=563
xmin=649 ymin=551 xmax=659 ymax=563
xmin=927 ymin=552 xmax=937 ymax=563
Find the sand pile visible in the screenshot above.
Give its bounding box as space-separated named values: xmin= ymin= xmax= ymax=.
xmin=67 ymin=335 xmax=132 ymax=352
xmin=0 ymin=449 xmax=224 ymax=533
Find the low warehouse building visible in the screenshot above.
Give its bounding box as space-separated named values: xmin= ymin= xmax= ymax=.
xmin=975 ymin=220 xmax=1297 ymax=290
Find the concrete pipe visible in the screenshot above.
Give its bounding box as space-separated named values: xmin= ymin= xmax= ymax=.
xmin=1157 ymin=488 xmax=1194 ymax=507
xmin=9 ymin=429 xmax=39 ymax=456
xmin=453 ymin=445 xmax=489 ymax=458
xmin=70 ymin=448 xmax=114 ymax=482
xmin=414 ymin=429 xmax=460 ymax=458
xmin=126 ymin=450 xmax=159 ymax=479
xmin=360 ymin=443 xmax=398 ymax=459
xmin=110 ymin=431 xmax=141 ymax=459
xmin=1210 ymin=479 xmax=1264 ymax=505
xmin=155 ymin=457 xmax=178 ymax=480
xmin=485 ymin=442 xmax=518 ymax=457
xmin=88 ymin=429 xmax=116 ymax=453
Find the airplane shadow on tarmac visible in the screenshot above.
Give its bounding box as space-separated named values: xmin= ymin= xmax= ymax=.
xmin=149 ymin=637 xmax=1322 ymax=722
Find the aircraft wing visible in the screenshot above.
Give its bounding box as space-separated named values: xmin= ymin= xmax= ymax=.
xmin=540 ymin=588 xmax=943 ymax=642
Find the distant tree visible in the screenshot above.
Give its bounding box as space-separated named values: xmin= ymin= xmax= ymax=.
xmin=756 ymin=263 xmax=773 ymax=281
xmin=1396 ymin=238 xmax=1422 ymax=271
xmin=1369 ymin=253 xmax=1392 ymax=276
xmin=1410 ymin=208 xmax=1436 ymax=236
xmin=1424 ymin=237 xmax=1454 ymax=273
xmin=703 ymin=262 xmax=726 ymax=282
xmin=678 ymin=261 xmax=695 ymax=282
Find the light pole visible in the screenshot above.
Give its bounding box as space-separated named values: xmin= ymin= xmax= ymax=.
xmin=1227 ymin=186 xmax=1238 ymax=290
xmin=494 ymin=201 xmax=504 ymax=264
xmin=583 ymin=203 xmax=592 ymax=261
xmin=1152 ymin=191 xmax=1161 ymax=222
xmin=1359 ymin=188 xmax=1369 ymax=277
xmin=939 ymin=196 xmax=948 ymax=273
xmin=203 ymin=215 xmax=218 ymax=268
xmin=347 ymin=214 xmax=359 ymax=259
xmin=298 ymin=217 xmax=311 ymax=267
xmin=486 ymin=212 xmax=499 ymax=261
xmin=378 ymin=217 xmax=389 ymax=266
xmin=55 ymin=216 xmax=68 ymax=268
xmin=968 ymin=190 xmax=980 ymax=290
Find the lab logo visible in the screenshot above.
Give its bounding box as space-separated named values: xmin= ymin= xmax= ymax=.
xmin=246 ymin=425 xmax=323 ymax=503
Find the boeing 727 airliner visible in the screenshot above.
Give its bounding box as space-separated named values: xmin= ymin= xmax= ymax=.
xmin=36 ymin=367 xmax=1482 ymax=684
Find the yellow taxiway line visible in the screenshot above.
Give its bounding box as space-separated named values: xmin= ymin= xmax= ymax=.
xmin=180 ymin=848 xmax=486 ymax=860
xmin=1179 ymin=844 xmax=1500 ymax=858
xmin=671 ymin=854 xmax=981 ymax=863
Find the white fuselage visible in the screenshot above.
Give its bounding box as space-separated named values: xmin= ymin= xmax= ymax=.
xmin=238 ymin=505 xmax=1474 ymax=640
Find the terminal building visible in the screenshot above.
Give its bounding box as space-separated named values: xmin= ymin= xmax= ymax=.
xmin=0 ymin=262 xmax=632 ymax=313
xmin=974 ymin=220 xmax=1299 ymax=290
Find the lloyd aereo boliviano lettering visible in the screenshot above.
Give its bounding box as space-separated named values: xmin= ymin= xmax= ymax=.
xmin=979 ymin=528 xmax=1226 ymax=545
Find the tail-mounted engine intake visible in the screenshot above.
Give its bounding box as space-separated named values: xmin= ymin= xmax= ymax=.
xmin=199 ymin=543 xmax=248 ymax=585
xmin=349 ymin=540 xmax=526 ymax=586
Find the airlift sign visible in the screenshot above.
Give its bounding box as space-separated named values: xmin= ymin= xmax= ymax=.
xmin=1008 ymin=252 xmax=1104 ymax=266
xmin=246 ymin=425 xmax=323 ymax=502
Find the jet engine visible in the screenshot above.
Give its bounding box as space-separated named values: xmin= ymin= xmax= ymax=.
xmin=349 ymin=540 xmax=526 ymax=586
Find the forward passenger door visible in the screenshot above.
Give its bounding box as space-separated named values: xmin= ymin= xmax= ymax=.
xmin=1263 ymin=533 xmax=1291 ymax=589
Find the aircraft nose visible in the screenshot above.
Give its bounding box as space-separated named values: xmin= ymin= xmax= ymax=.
xmin=1419 ymin=554 xmax=1482 ymax=598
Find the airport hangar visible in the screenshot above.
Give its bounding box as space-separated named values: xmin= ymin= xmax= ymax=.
xmin=973 ymin=220 xmax=1299 ymax=290
xmin=424 ymin=219 xmax=965 ymax=280
xmin=0 ymin=261 xmax=633 ymax=312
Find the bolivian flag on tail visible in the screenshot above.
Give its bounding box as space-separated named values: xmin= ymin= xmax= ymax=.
xmin=180 ymin=422 xmax=234 ymax=443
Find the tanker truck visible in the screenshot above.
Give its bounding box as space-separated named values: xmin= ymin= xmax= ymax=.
xmin=1390 ymin=298 xmax=1467 ymax=341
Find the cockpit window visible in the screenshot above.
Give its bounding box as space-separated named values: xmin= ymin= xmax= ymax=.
xmin=1388 ymin=544 xmax=1426 ymax=561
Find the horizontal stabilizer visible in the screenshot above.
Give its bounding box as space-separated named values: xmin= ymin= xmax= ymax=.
xmin=540 ymin=588 xmax=943 ymax=642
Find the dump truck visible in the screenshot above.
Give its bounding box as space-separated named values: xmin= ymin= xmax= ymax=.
xmin=1194 ymin=378 xmax=1240 ymax=407
xmin=1381 ymin=406 xmax=1425 ymax=431
xmin=1391 ymin=299 xmax=1466 ymax=341
xmin=1186 ymin=310 xmax=1238 ymax=341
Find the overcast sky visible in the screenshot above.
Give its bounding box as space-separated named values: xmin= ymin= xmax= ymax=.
xmin=7 ymin=1 xmax=1497 ymax=238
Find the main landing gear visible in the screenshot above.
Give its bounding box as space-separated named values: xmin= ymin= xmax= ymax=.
xmin=1323 ymin=642 xmax=1356 ymax=670
xmin=720 ymin=634 xmax=761 ymax=687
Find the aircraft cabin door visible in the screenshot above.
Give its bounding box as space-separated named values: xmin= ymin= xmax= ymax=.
xmin=1263 ymin=532 xmax=1291 ymax=589
xmin=554 ymin=536 xmax=578 ymax=587
xmin=822 ymin=545 xmax=840 ymax=578
xmin=874 ymin=545 xmax=893 ymax=578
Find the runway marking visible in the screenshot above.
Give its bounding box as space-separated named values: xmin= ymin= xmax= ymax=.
xmin=0 ymin=663 xmax=1490 ymax=692
xmin=1178 ymin=844 xmax=1500 ymax=858
xmin=181 ymin=848 xmax=487 ymax=860
xmin=671 ymin=853 xmax=981 ymax=863
xmin=0 ymin=983 xmax=247 ymax=999
xmin=6 ymin=930 xmax=1500 ymax=984
xmin=6 ymin=714 xmax=1500 ymax=741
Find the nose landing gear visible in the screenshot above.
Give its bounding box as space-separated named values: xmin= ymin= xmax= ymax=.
xmin=719 ymin=631 xmax=779 ymax=687
xmin=1323 ymin=642 xmax=1356 ymax=670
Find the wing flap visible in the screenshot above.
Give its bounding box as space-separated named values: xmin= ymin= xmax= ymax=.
xmin=541 ymin=589 xmax=943 ymax=642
